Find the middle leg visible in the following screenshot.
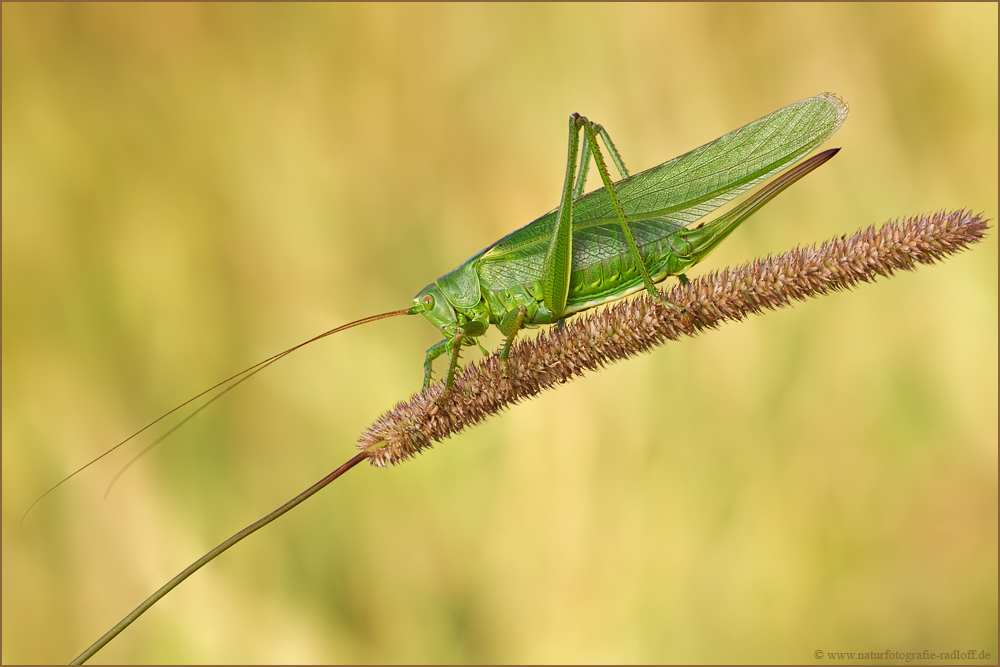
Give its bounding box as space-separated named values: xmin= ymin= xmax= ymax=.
xmin=498 ymin=305 xmax=528 ymax=380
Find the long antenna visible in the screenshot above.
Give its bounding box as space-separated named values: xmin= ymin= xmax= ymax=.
xmin=22 ymin=307 xmax=416 ymax=524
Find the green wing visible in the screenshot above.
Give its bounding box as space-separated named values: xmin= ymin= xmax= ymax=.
xmin=478 ymin=93 xmax=848 ymax=291
xmin=573 ymin=92 xmax=848 ymax=225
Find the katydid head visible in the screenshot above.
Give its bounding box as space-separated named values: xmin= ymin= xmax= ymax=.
xmin=412 ymin=283 xmax=459 ymax=336
xmin=412 ymin=282 xmax=491 ymax=342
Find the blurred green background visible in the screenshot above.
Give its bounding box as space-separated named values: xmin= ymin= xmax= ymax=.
xmin=3 ymin=3 xmax=997 ymax=664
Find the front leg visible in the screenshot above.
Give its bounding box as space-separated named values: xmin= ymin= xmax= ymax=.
xmin=426 ymin=318 xmax=488 ymax=401
xmin=422 ymin=339 xmax=448 ymax=392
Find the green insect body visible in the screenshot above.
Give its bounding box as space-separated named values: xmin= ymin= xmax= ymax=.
xmin=29 ymin=93 xmax=849 ymax=525
xmin=413 ymin=93 xmax=848 ymax=394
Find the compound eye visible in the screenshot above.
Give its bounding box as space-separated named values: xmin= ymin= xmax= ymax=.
xmin=421 ymin=294 xmax=435 ymax=309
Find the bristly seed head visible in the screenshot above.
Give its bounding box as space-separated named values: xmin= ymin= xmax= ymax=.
xmin=359 ymin=209 xmax=989 ymax=467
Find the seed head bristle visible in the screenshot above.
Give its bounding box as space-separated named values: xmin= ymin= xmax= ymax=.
xmin=359 ymin=209 xmax=988 ymax=467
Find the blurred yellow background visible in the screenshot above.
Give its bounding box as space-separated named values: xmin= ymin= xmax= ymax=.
xmin=3 ymin=3 xmax=996 ymax=664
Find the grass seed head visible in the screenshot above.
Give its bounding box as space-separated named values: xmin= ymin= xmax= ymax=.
xmin=359 ymin=209 xmax=989 ymax=467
